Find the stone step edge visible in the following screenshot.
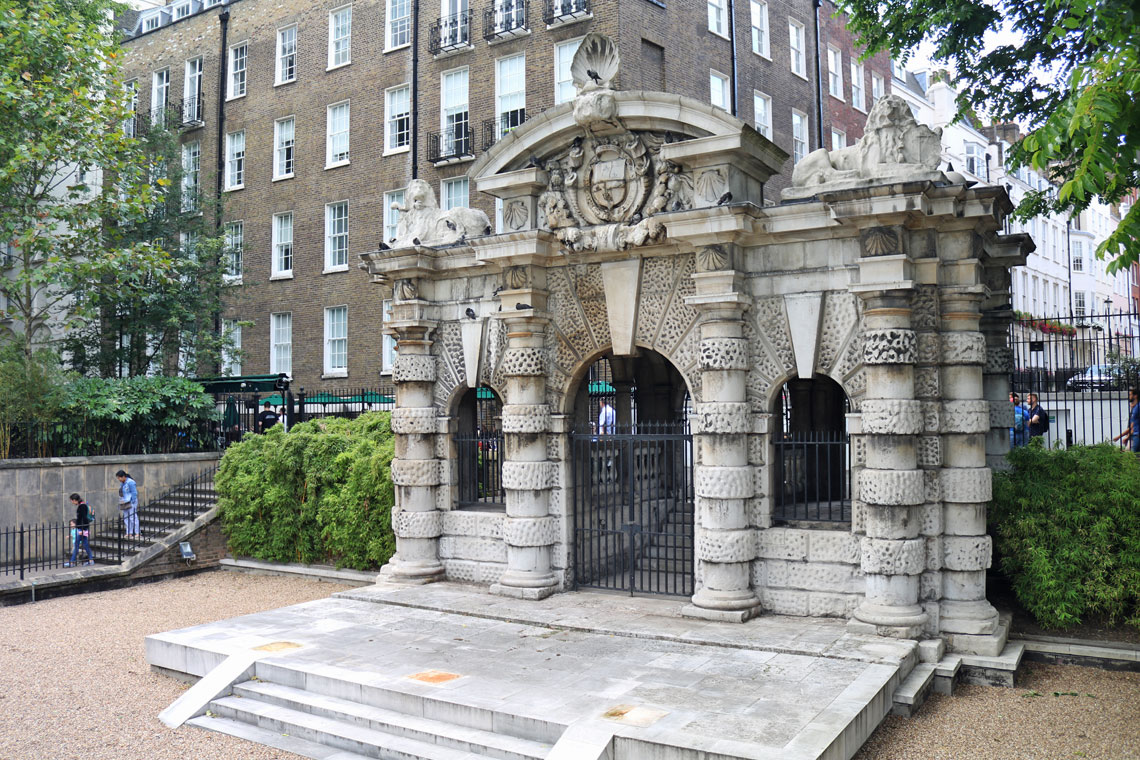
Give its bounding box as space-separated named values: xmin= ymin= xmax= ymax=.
xmin=220 ymin=557 xmax=378 ymax=586
xmin=210 ymin=695 xmax=499 ymax=760
xmin=892 ymin=663 xmax=936 ymax=706
xmin=1012 ymin=637 xmax=1140 ymax=667
xmin=234 ymin=680 xmax=551 ymax=759
xmin=186 ymin=714 xmax=374 ymax=760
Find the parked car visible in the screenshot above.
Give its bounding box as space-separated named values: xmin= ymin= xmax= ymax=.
xmin=1065 ymin=365 xmax=1122 ymax=391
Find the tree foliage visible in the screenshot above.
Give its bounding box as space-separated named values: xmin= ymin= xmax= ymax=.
xmin=215 ymin=414 xmax=397 ymax=570
xmin=991 ymin=440 xmax=1140 ymax=630
xmin=837 ymin=0 xmax=1139 ymax=270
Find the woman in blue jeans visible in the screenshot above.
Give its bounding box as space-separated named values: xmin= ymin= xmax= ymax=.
xmin=65 ymin=493 xmax=94 ymax=566
xmin=116 ymin=469 xmax=140 ymax=539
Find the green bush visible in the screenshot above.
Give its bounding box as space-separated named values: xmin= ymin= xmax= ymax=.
xmin=991 ymin=440 xmax=1140 ymax=630
xmin=215 ymin=412 xmax=396 ymax=569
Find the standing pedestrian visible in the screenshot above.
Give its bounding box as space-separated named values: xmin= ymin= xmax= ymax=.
xmin=257 ymin=400 xmax=280 ymax=433
xmin=115 ymin=470 xmax=140 ymax=539
xmin=1009 ymin=392 xmax=1028 ymax=448
xmin=64 ymin=493 xmax=94 ymax=567
xmin=597 ymin=399 xmax=616 ymax=435
xmin=1026 ymin=392 xmax=1049 ymax=439
xmin=1112 ymin=387 xmax=1140 ymax=453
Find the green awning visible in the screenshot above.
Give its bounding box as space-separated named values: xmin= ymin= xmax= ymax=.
xmin=588 ymin=381 xmax=615 ymax=394
xmin=338 ymin=392 xmax=395 ymax=404
xmin=476 ymin=387 xmax=497 ymax=399
xmin=195 ymin=374 xmax=284 ymax=394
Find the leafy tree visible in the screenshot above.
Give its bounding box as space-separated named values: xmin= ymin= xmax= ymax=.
xmin=0 ymin=342 xmax=69 ymax=457
xmin=837 ymin=0 xmax=1139 ymax=270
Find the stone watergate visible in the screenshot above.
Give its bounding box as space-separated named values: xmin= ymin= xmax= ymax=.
xmin=360 ymin=34 xmax=1031 ymax=656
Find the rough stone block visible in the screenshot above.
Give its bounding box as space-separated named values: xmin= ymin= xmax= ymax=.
xmin=694 ymin=465 xmax=754 ymax=499
xmin=941 ymin=401 xmax=990 ymax=434
xmin=390 ymin=458 xmax=442 ymax=487
xmin=758 ymin=588 xmax=810 ymax=616
xmin=783 ymin=561 xmax=864 ymax=593
xmin=920 ymin=570 xmax=942 ymax=601
xmin=806 ymin=530 xmax=860 ymax=565
xmin=698 ymin=338 xmax=749 ymax=370
xmin=860 ymin=400 xmax=924 ymax=435
xmin=502 ymin=461 xmax=557 ymax=490
xmin=943 ymin=536 xmax=992 ymax=572
xmin=757 ymin=528 xmax=808 ymax=561
xmin=502 ymin=404 xmax=551 ymax=433
xmin=391 ymin=407 xmax=438 ymax=435
xmin=860 ymin=537 xmax=925 ymax=575
xmin=393 ymin=354 xmax=437 ymax=383
xmin=443 ymin=559 xmax=506 ymax=585
xmin=917 ymin=436 xmax=941 ymax=468
xmin=439 ymin=536 xmax=508 ymax=563
xmin=808 ymin=592 xmax=862 ymax=618
xmin=503 ymin=516 xmax=559 ymax=547
xmin=696 ymin=528 xmax=756 ymax=563
xmin=692 ymin=402 xmax=752 ymax=434
xmin=863 ymin=328 xmax=917 ymax=365
xmin=924 ymin=536 xmax=943 ymax=571
xmin=940 ymin=468 xmax=992 ymax=504
xmin=394 ymin=509 xmax=443 ymax=539
xmin=860 ymin=469 xmax=924 ymax=506
xmin=942 ymin=332 xmax=986 ymax=365
xmin=919 ymin=502 xmax=942 ymax=536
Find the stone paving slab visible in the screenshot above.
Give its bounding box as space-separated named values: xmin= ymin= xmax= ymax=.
xmin=147 ymin=583 xmax=915 ymax=760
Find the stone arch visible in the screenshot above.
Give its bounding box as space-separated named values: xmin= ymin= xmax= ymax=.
xmin=557 ymin=342 xmax=698 ymax=420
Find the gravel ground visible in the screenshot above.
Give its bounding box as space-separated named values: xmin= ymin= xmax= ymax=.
xmin=855 ymin=661 xmax=1140 ymax=760
xmin=0 ymin=571 xmax=351 ymax=760
xmin=2 ymin=573 xmax=1138 ymax=760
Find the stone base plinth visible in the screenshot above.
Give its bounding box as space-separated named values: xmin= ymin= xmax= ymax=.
xmin=377 ymin=559 xmax=445 ymax=585
xmin=489 ymin=582 xmax=558 ymax=600
xmin=680 ymin=603 xmax=760 ymax=623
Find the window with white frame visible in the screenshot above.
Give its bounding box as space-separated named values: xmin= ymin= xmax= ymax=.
xmin=229 ymin=43 xmax=247 ymax=99
xmin=325 ymin=201 xmax=349 ymax=270
xmin=554 ymin=39 xmax=582 ymax=104
xmin=324 ymin=306 xmax=348 ymax=374
xmin=753 ymin=91 xmax=772 ymax=138
xmin=1073 ymin=240 xmax=1084 ymax=271
xmin=225 ymin=130 xmax=245 ymax=190
xmin=384 ymin=189 xmax=404 ymax=243
xmin=272 ymin=212 xmax=293 ymax=277
xmin=184 ymin=58 xmax=203 ymax=123
xmin=326 ymin=101 xmax=350 ymax=166
xmin=1031 ymin=278 xmax=1038 ymax=313
xmin=891 ymin=58 xmax=906 ymax=80
xmin=144 ymin=14 xmax=160 ymax=31
xmin=441 ymin=68 xmax=469 ymax=156
xmin=221 ymin=319 xmax=241 ymax=376
xmin=385 ymin=85 xmax=410 ymax=152
xmin=708 ymin=0 xmax=727 ymax=36
xmin=831 ymin=129 xmax=846 ymax=150
xmin=827 ymin=45 xmax=843 ymax=99
xmin=750 ymin=0 xmax=769 ymax=56
xmin=442 ymin=177 xmax=468 ymax=210
xmin=710 ymin=70 xmax=730 ymax=111
xmin=151 ymin=69 xmax=169 ymax=126
xmin=270 ymin=312 xmax=292 ymax=375
xmin=125 ymin=80 xmax=138 ymax=137
xmin=388 ymin=0 xmax=411 ymax=48
xmin=181 ymin=141 xmax=200 ymax=211
xmin=496 ymin=54 xmax=526 ymax=135
xmin=789 ymin=20 xmax=806 ymax=77
xmin=329 ymin=5 xmax=352 ymax=68
xmin=495 ymin=197 xmax=504 ymax=233
xmin=274 ymin=117 xmax=295 ymax=178
xmin=871 ymin=72 xmax=885 ymax=103
xmin=851 ymin=62 xmax=865 ymax=111
xmin=224 ymin=221 xmax=243 ymax=282
xmin=277 ymin=26 xmax=297 ymax=84
xmin=381 ymin=299 xmax=395 ymax=373
xmin=964 ymin=142 xmax=983 ymax=177
xmin=792 ymin=111 xmax=808 ymax=164
xmin=1053 ymin=283 xmax=1060 ymax=316
xmin=174 ymin=2 xmax=190 ymax=20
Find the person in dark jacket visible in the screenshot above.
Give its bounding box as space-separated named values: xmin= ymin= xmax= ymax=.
xmin=1026 ymin=392 xmax=1047 ymax=438
xmin=65 ymin=493 xmax=94 ymax=567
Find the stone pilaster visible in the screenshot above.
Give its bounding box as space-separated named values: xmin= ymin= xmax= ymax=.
xmin=938 ymin=290 xmax=1004 ymax=655
xmin=683 ymin=268 xmax=759 ymax=623
xmin=912 ymin=286 xmax=944 ymax=635
xmin=981 ymin=261 xmax=1017 ymax=470
xmin=848 ymin=289 xmax=928 ymax=639
xmin=490 ymin=284 xmax=560 ymax=600
xmin=379 ymin=301 xmax=445 ymax=585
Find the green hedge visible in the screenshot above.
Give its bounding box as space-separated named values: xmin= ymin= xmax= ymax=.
xmin=215 ymin=412 xmax=396 ymax=569
xmin=991 ymin=440 xmax=1140 ymax=630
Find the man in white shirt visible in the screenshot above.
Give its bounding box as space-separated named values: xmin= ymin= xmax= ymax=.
xmin=597 ymin=399 xmax=616 ymax=435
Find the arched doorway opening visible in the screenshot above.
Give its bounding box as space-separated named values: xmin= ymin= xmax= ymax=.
xmin=772 ymin=376 xmax=851 ymax=523
xmin=454 ymin=386 xmax=504 ymax=509
xmin=569 ymin=350 xmax=693 ymax=596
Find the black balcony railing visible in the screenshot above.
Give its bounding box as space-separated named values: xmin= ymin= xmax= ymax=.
xmin=429 ymin=11 xmax=470 ymax=55
xmin=182 ymin=94 xmax=204 ymax=125
xmin=543 ymin=0 xmax=590 ymax=24
xmin=484 ymin=0 xmax=528 ymax=40
xmin=125 ymin=99 xmax=200 ymax=138
xmin=482 ymin=111 xmax=529 ymax=150
xmin=428 ymin=124 xmax=474 ymax=162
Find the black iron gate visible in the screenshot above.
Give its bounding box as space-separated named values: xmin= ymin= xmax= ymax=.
xmin=571 ymin=422 xmax=694 ymax=596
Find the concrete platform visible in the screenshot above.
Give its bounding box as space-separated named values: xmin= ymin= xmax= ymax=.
xmin=146 ymin=582 xmax=918 ymax=760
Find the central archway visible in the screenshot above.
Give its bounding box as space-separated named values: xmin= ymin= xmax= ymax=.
xmin=567 ymin=349 xmax=694 ymax=597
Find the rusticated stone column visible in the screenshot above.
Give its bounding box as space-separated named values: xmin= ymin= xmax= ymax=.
xmin=848 ymin=289 xmax=928 ymax=639
xmin=380 ymin=305 xmax=445 ymax=585
xmin=939 ymin=290 xmax=1004 ymax=655
xmin=981 ymin=260 xmax=1018 ymax=470
xmin=491 ymin=289 xmax=560 ymax=600
xmin=683 ymin=266 xmax=759 ymax=622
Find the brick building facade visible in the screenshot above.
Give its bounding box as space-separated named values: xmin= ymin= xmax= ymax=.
xmin=119 ymin=0 xmax=890 ymax=391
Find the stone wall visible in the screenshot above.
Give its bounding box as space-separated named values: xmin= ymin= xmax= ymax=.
xmin=753 ymin=528 xmax=864 ymax=618
xmin=0 ymin=452 xmax=220 ymax=527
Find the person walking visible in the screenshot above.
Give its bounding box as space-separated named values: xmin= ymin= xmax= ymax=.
xmin=64 ymin=493 xmax=94 ymax=567
xmin=1009 ymin=392 xmax=1028 ymax=448
xmin=116 ymin=470 xmax=140 ymax=539
xmin=1112 ymin=387 xmax=1140 ymax=453
xmin=597 ymin=399 xmax=617 ymax=435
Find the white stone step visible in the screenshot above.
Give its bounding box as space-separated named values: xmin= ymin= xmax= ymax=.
xmin=186 ymin=713 xmax=374 ymax=760
xmin=209 ymin=694 xmax=501 ymax=760
xmin=891 ymin=663 xmax=936 ymax=717
xmin=232 ymin=681 xmax=551 ymax=760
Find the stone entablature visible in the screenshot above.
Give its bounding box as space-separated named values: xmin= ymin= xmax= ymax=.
xmin=361 ymin=34 xmax=1031 ymax=656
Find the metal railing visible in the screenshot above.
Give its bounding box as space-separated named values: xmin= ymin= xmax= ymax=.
xmin=428 ymin=124 xmax=473 ymax=162
xmin=182 ymin=94 xmax=204 ymax=125
xmin=429 ymin=11 xmax=470 ymax=55
xmin=484 ymin=0 xmax=528 ymax=40
xmin=1009 ymin=309 xmax=1140 ymax=448
xmin=0 ymin=418 xmax=219 ymax=460
xmin=455 ymin=431 xmax=505 ymax=508
xmin=543 ymin=0 xmax=590 ymax=24
xmin=482 ymin=111 xmax=529 ymax=150
xmin=125 ymin=99 xmax=199 ymax=138
xmin=214 ymin=385 xmax=395 ymax=443
xmin=0 ymin=464 xmax=217 ymax=578
xmin=772 ymin=431 xmax=851 ymax=523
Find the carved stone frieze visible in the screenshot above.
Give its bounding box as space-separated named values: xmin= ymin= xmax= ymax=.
xmin=504 ymin=200 xmax=528 ymax=231
xmin=696 ymin=245 xmax=729 ymax=272
xmin=505 ymin=266 xmax=529 ymax=290
xmin=861 ymin=227 xmax=902 ymax=257
xmin=863 ymin=329 xmax=918 ymax=365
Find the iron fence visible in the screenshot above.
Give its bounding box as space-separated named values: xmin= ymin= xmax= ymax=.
xmin=1009 ymin=309 xmax=1140 ymax=448
xmin=543 ymin=0 xmax=590 ymax=24
xmin=455 ymin=431 xmax=505 ymax=508
xmin=429 ymin=11 xmax=470 ymax=55
xmin=482 ymin=111 xmax=529 ymax=150
xmin=214 ymin=385 xmax=395 ymax=444
xmin=428 ymin=124 xmax=473 ymax=162
xmin=484 ymin=0 xmax=528 ymax=40
xmin=1 ymin=418 xmax=218 ymax=460
xmin=772 ymin=431 xmax=851 ymax=523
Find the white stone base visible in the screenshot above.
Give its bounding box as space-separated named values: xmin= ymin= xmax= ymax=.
xmin=680 ymin=603 xmax=761 ymax=623
xmin=377 ymin=559 xmax=445 ymax=585
xmin=489 ymin=582 xmax=558 ymax=600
